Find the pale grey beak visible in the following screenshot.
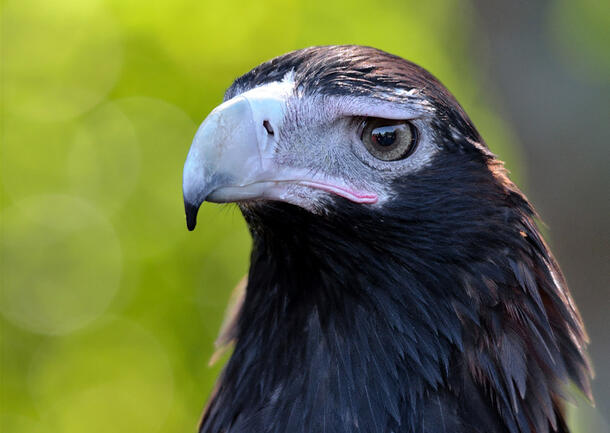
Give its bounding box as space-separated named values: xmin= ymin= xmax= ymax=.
xmin=183 ymin=96 xmax=266 ymax=230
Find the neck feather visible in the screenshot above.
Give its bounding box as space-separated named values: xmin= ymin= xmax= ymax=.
xmin=200 ymin=155 xmax=591 ymax=433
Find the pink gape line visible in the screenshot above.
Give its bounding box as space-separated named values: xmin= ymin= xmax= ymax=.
xmin=298 ymin=180 xmax=378 ymax=204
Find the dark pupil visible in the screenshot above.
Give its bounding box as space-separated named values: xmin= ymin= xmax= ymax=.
xmin=372 ymin=126 xmax=397 ymax=147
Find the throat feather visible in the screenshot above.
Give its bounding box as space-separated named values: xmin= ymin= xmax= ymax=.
xmin=200 ymin=225 xmax=461 ymax=433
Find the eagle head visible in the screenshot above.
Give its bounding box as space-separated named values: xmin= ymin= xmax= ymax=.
xmin=183 ymin=46 xmax=591 ymax=433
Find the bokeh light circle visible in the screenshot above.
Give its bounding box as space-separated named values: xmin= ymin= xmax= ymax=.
xmin=3 ymin=0 xmax=122 ymax=121
xmin=2 ymin=102 xmax=140 ymax=215
xmin=27 ymin=319 xmax=174 ymax=433
xmin=66 ymin=102 xmax=141 ymax=214
xmin=112 ymin=97 xmax=196 ymax=259
xmin=0 ymin=194 xmax=122 ymax=334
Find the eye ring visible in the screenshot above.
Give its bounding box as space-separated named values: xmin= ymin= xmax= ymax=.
xmin=360 ymin=118 xmax=417 ymax=161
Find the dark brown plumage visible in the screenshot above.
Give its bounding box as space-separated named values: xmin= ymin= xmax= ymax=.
xmin=183 ymin=46 xmax=592 ymax=433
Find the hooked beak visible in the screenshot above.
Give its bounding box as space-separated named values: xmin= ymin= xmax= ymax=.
xmin=182 ymin=89 xmax=377 ymax=231
xmin=182 ymin=95 xmax=266 ymax=230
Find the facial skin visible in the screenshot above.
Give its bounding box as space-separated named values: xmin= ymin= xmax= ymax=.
xmin=183 ymin=69 xmax=447 ymax=229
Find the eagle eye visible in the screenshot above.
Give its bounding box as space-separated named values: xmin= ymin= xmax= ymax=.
xmin=361 ymin=118 xmax=417 ymax=161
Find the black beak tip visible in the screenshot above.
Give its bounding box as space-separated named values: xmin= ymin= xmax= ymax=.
xmin=185 ymin=201 xmax=200 ymax=231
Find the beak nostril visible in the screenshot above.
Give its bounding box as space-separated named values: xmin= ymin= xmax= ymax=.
xmin=263 ymin=120 xmax=274 ymax=136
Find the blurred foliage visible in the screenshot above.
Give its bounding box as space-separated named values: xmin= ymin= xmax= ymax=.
xmin=548 ymin=0 xmax=610 ymax=81
xmin=0 ymin=0 xmax=604 ymax=432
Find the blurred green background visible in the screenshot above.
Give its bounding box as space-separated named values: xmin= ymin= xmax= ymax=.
xmin=1 ymin=0 xmax=608 ymax=432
